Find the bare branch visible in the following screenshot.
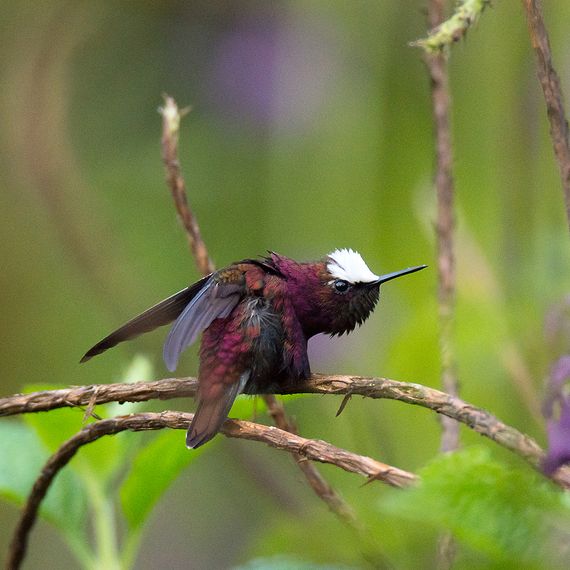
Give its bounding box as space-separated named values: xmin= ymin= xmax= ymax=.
xmin=296 ymin=375 xmax=556 ymax=479
xmin=2 ymin=374 xmax=569 ymax=487
xmin=0 ymin=377 xmax=198 ymax=416
xmin=6 ymin=412 xmax=416 ymax=570
xmin=263 ymin=394 xmax=359 ymax=526
xmin=522 ymin=0 xmax=570 ymax=233
xmin=159 ymin=95 xmax=214 ymax=275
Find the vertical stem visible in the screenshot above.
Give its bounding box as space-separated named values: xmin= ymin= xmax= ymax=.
xmin=82 ymin=473 xmax=121 ymax=570
xmin=61 ymin=532 xmax=96 ymax=569
xmin=426 ymin=0 xmax=460 ymax=455
xmin=263 ymin=395 xmax=358 ymax=525
xmin=121 ymin=529 xmax=144 ymax=570
xmin=425 ymin=1 xmax=460 ymax=567
xmin=522 ymin=0 xmax=570 ymax=234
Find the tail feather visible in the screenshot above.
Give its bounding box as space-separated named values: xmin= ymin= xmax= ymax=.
xmin=186 ymin=372 xmax=248 ymax=449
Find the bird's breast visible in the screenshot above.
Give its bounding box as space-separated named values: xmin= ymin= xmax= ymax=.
xmin=240 ymin=297 xmax=288 ymax=393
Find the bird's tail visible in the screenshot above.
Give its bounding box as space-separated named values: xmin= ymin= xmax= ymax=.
xmin=186 ymin=372 xmax=249 ymax=449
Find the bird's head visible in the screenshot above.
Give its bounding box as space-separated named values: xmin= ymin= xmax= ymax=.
xmin=306 ymin=248 xmax=426 ymax=336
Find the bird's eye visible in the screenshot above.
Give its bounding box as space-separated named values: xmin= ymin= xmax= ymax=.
xmin=333 ymin=279 xmax=350 ymax=293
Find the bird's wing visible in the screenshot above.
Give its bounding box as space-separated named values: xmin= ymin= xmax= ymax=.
xmin=163 ymin=278 xmax=242 ymax=371
xmin=81 ymin=275 xmax=212 ymax=363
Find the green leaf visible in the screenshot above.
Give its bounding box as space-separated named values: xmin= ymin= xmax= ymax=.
xmin=0 ymin=421 xmax=87 ymax=540
xmin=379 ymin=446 xmax=570 ymax=565
xmin=23 ymin=355 xmax=153 ymax=483
xmin=120 ymin=429 xmax=205 ymax=529
xmin=23 ymin=399 xmax=123 ymax=481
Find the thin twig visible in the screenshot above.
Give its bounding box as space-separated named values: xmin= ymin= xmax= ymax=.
xmin=426 ymin=0 xmax=461 ymax=457
xmin=159 ymin=95 xmax=357 ymax=528
xmin=426 ymin=0 xmax=461 ymax=461
xmin=6 ymin=412 xmax=416 ymax=570
xmin=522 ymin=0 xmax=570 ymax=233
xmin=159 ymin=95 xmax=214 ymax=275
xmin=263 ymin=395 xmax=359 ymax=526
xmin=2 ymin=374 xmax=569 ymax=487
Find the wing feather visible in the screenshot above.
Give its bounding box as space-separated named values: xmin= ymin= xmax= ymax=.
xmin=162 ymin=280 xmax=241 ymax=371
xmin=80 ymin=275 xmax=211 ymax=363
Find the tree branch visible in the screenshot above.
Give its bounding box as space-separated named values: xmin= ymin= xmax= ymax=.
xmin=263 ymin=394 xmax=359 ymax=526
xmin=0 ymin=377 xmax=198 ymax=416
xmin=2 ymin=374 xmax=568 ymax=487
xmin=6 ymin=411 xmax=416 ymax=570
xmin=522 ymin=0 xmax=570 ymax=233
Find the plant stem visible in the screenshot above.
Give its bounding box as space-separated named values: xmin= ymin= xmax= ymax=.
xmin=81 ymin=472 xmax=121 ymax=570
xmin=121 ymin=529 xmax=143 ymax=570
xmin=61 ymin=530 xmax=96 ymax=569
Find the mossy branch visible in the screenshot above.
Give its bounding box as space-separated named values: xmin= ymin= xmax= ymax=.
xmin=2 ymin=374 xmax=568 ymax=487
xmin=412 ymin=0 xmax=491 ymax=53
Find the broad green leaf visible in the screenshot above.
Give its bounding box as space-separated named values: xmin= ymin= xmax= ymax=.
xmin=22 ymin=355 xmax=153 ymax=482
xmin=379 ymin=446 xmax=570 ymax=565
xmin=23 ymin=394 xmax=123 ymax=481
xmin=120 ymin=429 xmax=205 ymax=529
xmin=0 ymin=421 xmax=87 ymax=540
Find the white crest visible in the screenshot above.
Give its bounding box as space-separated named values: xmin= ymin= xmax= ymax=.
xmin=327 ymin=248 xmax=379 ymax=284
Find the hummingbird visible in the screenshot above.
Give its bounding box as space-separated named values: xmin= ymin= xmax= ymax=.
xmin=81 ymin=249 xmax=426 ymax=448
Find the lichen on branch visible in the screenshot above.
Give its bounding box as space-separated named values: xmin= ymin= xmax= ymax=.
xmin=412 ymin=0 xmax=491 ymax=53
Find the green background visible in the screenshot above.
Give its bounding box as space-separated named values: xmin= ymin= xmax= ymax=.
xmin=1 ymin=1 xmax=570 ymax=567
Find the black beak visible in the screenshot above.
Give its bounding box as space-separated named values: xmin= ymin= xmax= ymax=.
xmin=368 ymin=264 xmax=427 ymax=286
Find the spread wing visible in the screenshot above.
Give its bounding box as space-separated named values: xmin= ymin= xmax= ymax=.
xmin=80 ymin=275 xmax=212 ymax=363
xmin=163 ymin=278 xmax=242 ymax=372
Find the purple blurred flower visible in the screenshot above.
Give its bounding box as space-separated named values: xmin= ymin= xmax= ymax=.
xmin=211 ymin=18 xmax=280 ymax=125
xmin=208 ymin=13 xmax=340 ymax=132
xmin=543 ymin=356 xmax=570 ymax=475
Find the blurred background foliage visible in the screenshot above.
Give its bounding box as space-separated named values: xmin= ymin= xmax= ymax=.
xmin=2 ymin=0 xmax=570 ymax=568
